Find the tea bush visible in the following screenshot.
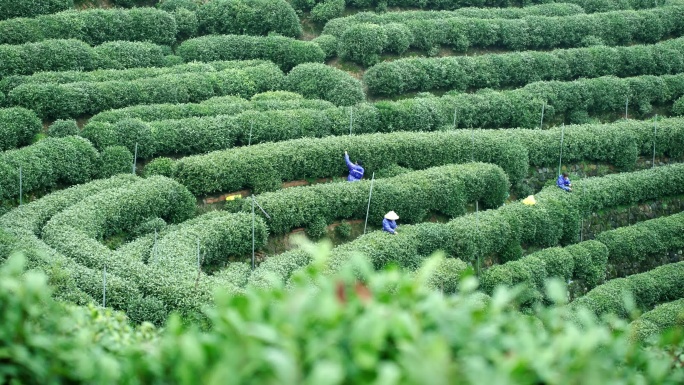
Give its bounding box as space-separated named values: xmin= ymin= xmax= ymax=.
xmin=0 ymin=0 xmax=73 ymax=20
xmin=364 ymin=37 xmax=684 ymax=95
xmin=631 ymin=298 xmax=684 ymax=342
xmin=0 ymin=136 xmax=100 ymax=201
xmin=244 ymin=163 xmax=509 ymax=235
xmin=284 ymin=63 xmax=365 ymax=106
xmin=0 ymin=8 xmax=177 ymax=46
xmin=177 ymin=34 xmax=325 ymax=71
xmin=0 ymin=107 xmax=41 ymax=151
xmin=196 ymin=0 xmax=301 ymax=37
xmin=47 ymin=119 xmax=78 ymax=138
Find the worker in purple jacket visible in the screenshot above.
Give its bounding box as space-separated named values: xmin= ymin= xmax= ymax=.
xmin=557 ymin=173 xmax=572 ymax=192
xmin=344 ymin=151 xmax=364 ymax=182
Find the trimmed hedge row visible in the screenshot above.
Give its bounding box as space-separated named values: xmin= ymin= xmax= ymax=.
xmin=146 ymin=130 xmax=529 ymax=195
xmin=373 ymin=74 xmax=684 ymax=130
xmin=196 ymin=0 xmax=301 ymax=38
xmin=0 ymin=60 xmax=269 ymax=95
xmin=630 ymin=298 xmax=684 ymax=342
xmin=364 ymin=37 xmax=684 ymax=96
xmin=146 ymin=116 xmax=684 ymax=195
xmin=0 ymin=175 xmax=142 ymax=310
xmin=0 ymin=136 xmax=102 ymax=201
xmin=304 ymin=164 xmax=684 ymax=282
xmin=301 ymin=0 xmax=654 ymax=14
xmin=39 ymin=176 xmax=197 ymax=320
xmin=284 ymin=63 xmax=365 ymax=106
xmin=596 ymin=211 xmax=684 ymax=273
xmin=0 ymin=8 xmax=177 ymax=46
xmin=480 ymin=241 xmax=609 ymax=304
xmin=0 ymin=39 xmax=167 ymax=78
xmin=154 ymin=211 xmax=267 ymax=267
xmin=42 ymin=176 xmax=196 ymax=266
xmin=0 ymin=107 xmax=41 ymax=151
xmin=177 ymin=35 xmax=325 ymax=71
xmin=6 ymin=63 xmax=285 ymax=119
xmin=322 ymin=3 xmax=587 ymax=37
xmin=244 ymin=162 xmax=509 ymax=235
xmin=480 ymin=211 xmax=684 ymax=305
xmin=331 ymin=6 xmax=684 ymax=66
xmin=570 ymin=261 xmax=684 ymax=319
xmin=0 ymin=0 xmax=73 ymax=21
xmin=89 ymin=92 xmax=335 ymax=124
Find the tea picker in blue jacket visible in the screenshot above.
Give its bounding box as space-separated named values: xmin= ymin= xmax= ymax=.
xmin=557 ymin=173 xmax=572 ymax=192
xmin=382 ymin=211 xmax=399 ymax=234
xmin=344 ymin=150 xmax=364 ymax=182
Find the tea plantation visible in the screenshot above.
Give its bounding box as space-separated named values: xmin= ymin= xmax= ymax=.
xmin=1 ymin=0 xmax=684 ymax=382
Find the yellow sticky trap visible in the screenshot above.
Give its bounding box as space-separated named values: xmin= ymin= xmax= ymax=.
xmin=225 ymin=194 xmax=242 ymax=201
xmin=522 ymin=195 xmax=537 ymax=206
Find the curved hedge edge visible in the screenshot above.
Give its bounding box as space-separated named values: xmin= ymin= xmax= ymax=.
xmin=630 ymin=298 xmax=684 ymax=342
xmin=242 ymin=162 xmax=509 ymax=235
xmin=150 ymin=129 xmax=528 ymax=196
xmin=570 ymin=261 xmax=684 ymax=319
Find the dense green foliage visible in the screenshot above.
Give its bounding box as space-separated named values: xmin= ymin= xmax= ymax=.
xmin=0 ymin=0 xmax=73 ymax=21
xmin=322 ymin=3 xmax=587 ymax=37
xmin=298 ymin=0 xmax=652 ymax=13
xmin=0 ymin=60 xmax=269 ymax=95
xmin=1 ymin=249 xmax=683 ymax=383
xmin=0 ymin=137 xmax=100 ymax=201
xmin=146 ymin=117 xmax=684 ymax=195
xmin=374 ymin=74 xmax=684 ymax=129
xmin=364 ymin=37 xmax=684 ymax=95
xmin=284 ymin=63 xmax=365 ymax=106
xmin=571 ymin=261 xmax=684 ymax=319
xmin=196 ymin=0 xmax=301 ymax=37
xmin=146 ymin=130 xmax=528 ymax=195
xmin=47 ymin=119 xmax=79 ymax=138
xmin=245 ymin=163 xmax=509 ymax=235
xmin=177 ymin=35 xmax=325 ymax=71
xmin=481 ymin=212 xmax=684 ymax=306
xmin=96 ymin=146 xmax=134 ymax=179
xmin=251 ymin=164 xmax=684 ymax=287
xmin=0 ymin=8 xmax=177 ymax=46
xmin=0 ymin=39 xmax=166 ymax=78
xmin=0 ymin=107 xmax=41 ymax=151
xmin=331 ymin=6 xmax=684 ymax=65
xmin=6 ymin=62 xmax=284 ymax=119
xmin=631 ymin=298 xmax=684 ymax=342
xmin=480 ymin=241 xmax=609 ymax=304
xmin=89 ymin=92 xmax=334 ymax=124
xmin=596 ymin=211 xmax=684 ymax=277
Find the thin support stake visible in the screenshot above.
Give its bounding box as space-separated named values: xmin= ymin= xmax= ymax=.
xmin=250 ymin=195 xmax=271 ymax=271
xmin=132 ymin=142 xmax=138 ymax=174
xmin=248 ymin=121 xmax=253 ymax=146
xmin=558 ymin=124 xmax=565 ymax=176
xmin=452 ymin=107 xmax=458 ymax=129
xmin=196 ymin=238 xmax=200 ymax=271
xmin=475 ymin=201 xmax=480 ymax=276
xmin=349 ymin=107 xmax=353 ymax=136
xmin=18 ymin=165 xmax=22 ymax=206
xmin=540 ymin=102 xmax=545 ymax=130
xmin=102 ymin=265 xmax=106 ymax=308
xmin=625 ymin=97 xmax=629 ymax=120
xmin=363 ymin=173 xmax=375 ymax=234
xmin=252 ymin=196 xmax=255 ymax=270
xmin=652 ymin=114 xmax=658 ymax=168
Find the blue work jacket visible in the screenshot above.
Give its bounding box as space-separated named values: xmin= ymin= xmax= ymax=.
xmin=345 ymin=153 xmax=364 ymax=182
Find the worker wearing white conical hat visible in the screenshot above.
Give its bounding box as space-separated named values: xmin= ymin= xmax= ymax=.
xmin=382 ymin=211 xmax=399 ymax=234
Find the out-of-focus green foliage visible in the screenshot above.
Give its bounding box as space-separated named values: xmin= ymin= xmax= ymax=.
xmin=1 ymin=244 xmax=684 ymax=383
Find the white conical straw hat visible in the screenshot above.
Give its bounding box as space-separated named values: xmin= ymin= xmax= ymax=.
xmin=384 ymin=211 xmax=399 ymax=220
